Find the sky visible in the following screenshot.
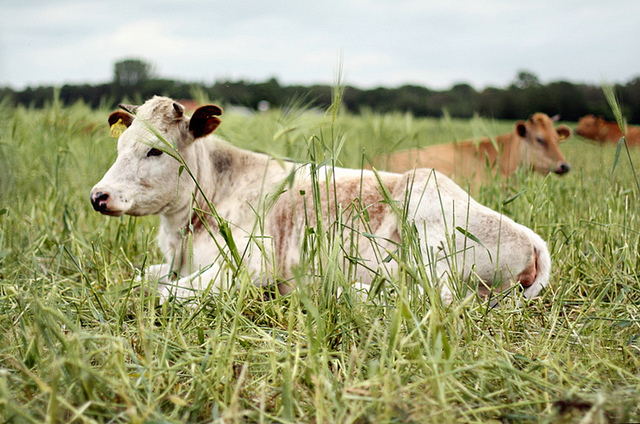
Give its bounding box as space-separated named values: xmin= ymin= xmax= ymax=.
xmin=1 ymin=0 xmax=639 ymax=91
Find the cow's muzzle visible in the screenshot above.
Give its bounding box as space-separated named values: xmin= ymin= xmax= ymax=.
xmin=91 ymin=191 xmax=111 ymax=213
xmin=554 ymin=162 xmax=570 ymax=175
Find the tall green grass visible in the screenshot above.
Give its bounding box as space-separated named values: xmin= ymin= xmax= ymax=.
xmin=0 ymin=97 xmax=639 ymax=423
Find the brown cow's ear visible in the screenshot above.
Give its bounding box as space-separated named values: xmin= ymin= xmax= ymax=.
xmin=556 ymin=125 xmax=572 ymax=141
xmin=515 ymin=121 xmax=527 ymax=138
xmin=189 ymin=105 xmax=223 ymax=139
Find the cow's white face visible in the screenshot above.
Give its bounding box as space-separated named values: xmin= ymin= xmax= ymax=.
xmin=90 ymin=97 xmax=222 ymax=217
xmin=91 ymin=121 xmax=188 ymax=217
xmin=516 ymin=113 xmax=571 ymax=176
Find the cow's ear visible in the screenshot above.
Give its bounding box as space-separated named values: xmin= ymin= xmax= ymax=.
xmin=108 ymin=111 xmax=133 ymax=128
xmin=515 ymin=120 xmax=527 ymax=138
xmin=108 ymin=111 xmax=134 ymax=138
xmin=108 ymin=111 xmax=134 ymax=137
xmin=173 ymin=102 xmax=185 ymax=118
xmin=556 ymin=125 xmax=572 ymax=141
xmin=189 ymin=105 xmax=223 ymax=139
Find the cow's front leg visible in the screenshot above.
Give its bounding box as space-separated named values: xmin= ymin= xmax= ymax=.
xmin=159 ymin=263 xmax=226 ymax=304
xmin=438 ymin=274 xmax=455 ymax=306
xmin=134 ymin=263 xmax=177 ymax=301
xmin=145 ymin=263 xmax=175 ymax=282
xmin=428 ymin=261 xmax=457 ymax=306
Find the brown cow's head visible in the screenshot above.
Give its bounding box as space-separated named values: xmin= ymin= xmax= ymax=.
xmin=90 ymin=96 xmax=222 ymax=217
xmin=514 ymin=113 xmax=571 ymax=176
xmin=575 ymin=114 xmax=607 ymax=142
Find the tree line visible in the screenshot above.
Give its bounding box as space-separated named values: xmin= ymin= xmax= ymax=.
xmin=1 ymin=59 xmax=639 ymax=123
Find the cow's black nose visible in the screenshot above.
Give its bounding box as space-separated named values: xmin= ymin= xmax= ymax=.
xmin=556 ymin=163 xmax=570 ymax=175
xmin=91 ymin=191 xmax=110 ymax=212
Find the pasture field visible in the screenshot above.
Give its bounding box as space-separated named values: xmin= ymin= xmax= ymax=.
xmin=0 ymin=97 xmax=639 ymax=423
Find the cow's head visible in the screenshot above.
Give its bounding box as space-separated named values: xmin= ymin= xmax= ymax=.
xmin=575 ymin=114 xmax=604 ymax=140
xmin=514 ymin=113 xmax=571 ymax=175
xmin=90 ymin=96 xmax=222 ymax=217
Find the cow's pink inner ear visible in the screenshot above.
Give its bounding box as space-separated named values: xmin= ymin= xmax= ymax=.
xmin=108 ymin=111 xmax=133 ymax=128
xmin=515 ymin=121 xmax=527 ymax=138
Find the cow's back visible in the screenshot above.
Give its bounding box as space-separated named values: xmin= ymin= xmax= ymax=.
xmin=379 ymin=135 xmax=514 ymax=187
xmin=267 ymin=167 xmax=404 ymax=283
xmin=625 ymin=126 xmax=640 ymax=146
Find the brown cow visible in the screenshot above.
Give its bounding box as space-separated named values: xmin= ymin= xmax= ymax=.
xmin=376 ymin=113 xmax=571 ymax=189
xmin=575 ymin=114 xmax=640 ymax=146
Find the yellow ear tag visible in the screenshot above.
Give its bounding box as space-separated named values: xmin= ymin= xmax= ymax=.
xmin=110 ymin=118 xmax=127 ymax=138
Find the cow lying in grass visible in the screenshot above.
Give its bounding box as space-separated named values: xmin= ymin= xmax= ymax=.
xmin=576 ymin=114 xmax=640 ymax=147
xmin=376 ymin=113 xmax=571 ymax=189
xmin=90 ymin=96 xmax=551 ymax=305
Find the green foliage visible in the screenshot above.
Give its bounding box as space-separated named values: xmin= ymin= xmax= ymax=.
xmin=4 ymin=67 xmax=640 ymax=123
xmin=0 ymin=101 xmax=639 ymax=423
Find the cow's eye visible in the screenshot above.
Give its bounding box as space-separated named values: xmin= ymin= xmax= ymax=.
xmin=536 ymin=136 xmax=546 ymax=145
xmin=147 ymin=148 xmax=163 ymax=157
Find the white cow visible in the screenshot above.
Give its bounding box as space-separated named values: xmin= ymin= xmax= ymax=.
xmin=91 ymin=96 xmax=551 ymax=305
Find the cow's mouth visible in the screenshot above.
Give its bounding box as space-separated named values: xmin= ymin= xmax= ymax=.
xmin=99 ymin=209 xmax=124 ymax=217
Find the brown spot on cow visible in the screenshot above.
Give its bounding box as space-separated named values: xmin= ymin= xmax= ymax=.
xmin=517 ymin=248 xmax=538 ymax=288
xmin=213 ymin=151 xmax=234 ymax=174
xmin=189 ymin=202 xmax=220 ymax=236
xmin=294 ymin=173 xmax=400 ymax=234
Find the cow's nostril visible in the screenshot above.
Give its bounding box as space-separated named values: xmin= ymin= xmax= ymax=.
xmin=556 ymin=163 xmax=570 ymax=175
xmin=91 ymin=191 xmax=110 ymax=212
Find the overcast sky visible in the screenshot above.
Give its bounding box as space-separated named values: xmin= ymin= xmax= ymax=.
xmin=1 ymin=0 xmax=639 ymax=91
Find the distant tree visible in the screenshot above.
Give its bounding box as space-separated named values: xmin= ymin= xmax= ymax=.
xmin=477 ymin=87 xmax=504 ymax=117
xmin=212 ymin=80 xmax=254 ymax=107
xmin=253 ymin=77 xmax=282 ymax=108
xmin=305 ymin=85 xmax=333 ymax=109
xmin=140 ymin=79 xmax=193 ymax=100
xmin=448 ymin=83 xmax=478 ymax=118
xmin=513 ymin=70 xmax=541 ymax=89
xmin=6 ymin=64 xmax=640 ymax=123
xmin=394 ymin=85 xmax=431 ymax=116
xmin=499 ymin=87 xmax=527 ymax=120
xmin=351 ymin=87 xmax=397 ymax=114
xmin=544 ymin=81 xmax=588 ymax=121
xmin=621 ymin=76 xmax=640 ymax=124
xmin=425 ymin=91 xmax=454 ymax=117
xmin=15 ymin=86 xmax=55 ymax=108
xmin=60 ymin=83 xmax=112 ymax=108
xmin=0 ymin=87 xmax=16 ymax=105
xmin=113 ymin=59 xmax=155 ymax=86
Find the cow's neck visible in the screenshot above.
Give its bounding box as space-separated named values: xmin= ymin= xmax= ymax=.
xmin=157 ymin=139 xmax=292 ymax=257
xmin=155 ymin=141 xmax=218 ymax=235
xmin=155 ymin=140 xmax=232 ymax=264
xmin=162 ymin=139 xmax=279 ymax=230
xmin=498 ymin=133 xmax=523 ymax=176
